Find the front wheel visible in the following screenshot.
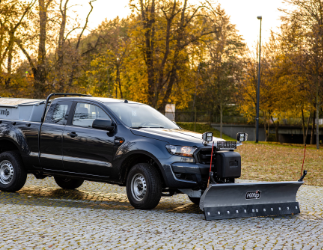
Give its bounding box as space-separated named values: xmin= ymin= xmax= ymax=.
xmin=0 ymin=151 xmax=27 ymax=192
xmin=126 ymin=163 xmax=162 ymax=210
xmin=54 ymin=176 xmax=84 ymax=189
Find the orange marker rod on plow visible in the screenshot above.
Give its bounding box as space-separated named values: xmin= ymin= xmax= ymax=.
xmin=207 ymin=141 xmax=214 ymax=188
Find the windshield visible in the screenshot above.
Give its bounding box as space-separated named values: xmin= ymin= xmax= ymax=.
xmin=105 ymin=103 xmax=180 ymax=129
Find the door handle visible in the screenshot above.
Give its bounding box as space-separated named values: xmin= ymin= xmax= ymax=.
xmin=68 ymin=132 xmax=78 ymax=138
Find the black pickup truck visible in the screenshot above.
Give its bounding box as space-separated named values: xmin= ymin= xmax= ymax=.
xmin=0 ymin=93 xmax=242 ymax=210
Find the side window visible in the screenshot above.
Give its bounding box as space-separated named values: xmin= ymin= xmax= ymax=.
xmin=45 ymin=102 xmax=70 ymax=125
xmin=72 ymin=103 xmax=110 ymax=128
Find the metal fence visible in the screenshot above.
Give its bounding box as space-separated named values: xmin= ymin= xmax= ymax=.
xmin=166 ymin=111 xmax=323 ymax=126
xmin=166 ymin=111 xmax=249 ymax=124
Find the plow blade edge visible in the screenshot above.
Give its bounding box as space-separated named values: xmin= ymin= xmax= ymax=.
xmin=200 ymin=181 xmax=303 ymax=220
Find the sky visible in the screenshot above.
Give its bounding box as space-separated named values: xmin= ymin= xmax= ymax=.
xmin=73 ymin=0 xmax=288 ymax=49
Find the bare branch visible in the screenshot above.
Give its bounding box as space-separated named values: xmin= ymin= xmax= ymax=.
xmin=16 ymin=41 xmax=36 ymax=70
xmin=75 ymin=0 xmax=96 ymax=50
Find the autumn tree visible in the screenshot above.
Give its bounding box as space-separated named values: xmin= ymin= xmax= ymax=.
xmin=12 ymin=0 xmax=96 ymax=98
xmin=129 ymin=0 xmax=220 ymax=109
xmin=85 ymin=17 xmax=131 ymax=98
xmin=197 ymin=5 xmax=245 ymax=137
xmin=238 ymin=32 xmax=310 ymax=142
xmin=0 ymin=0 xmax=35 ymax=94
xmin=280 ymin=0 xmax=323 ymax=148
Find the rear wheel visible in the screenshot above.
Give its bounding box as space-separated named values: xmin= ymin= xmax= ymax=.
xmin=126 ymin=163 xmax=162 ymax=210
xmin=188 ymin=196 xmax=200 ymax=206
xmin=54 ymin=176 xmax=84 ymax=189
xmin=0 ymin=151 xmax=27 ymax=192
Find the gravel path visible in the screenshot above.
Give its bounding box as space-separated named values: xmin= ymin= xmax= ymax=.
xmin=0 ymin=175 xmax=322 ymax=249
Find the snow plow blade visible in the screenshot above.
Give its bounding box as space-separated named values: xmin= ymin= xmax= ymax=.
xmin=200 ymin=181 xmax=303 ymax=220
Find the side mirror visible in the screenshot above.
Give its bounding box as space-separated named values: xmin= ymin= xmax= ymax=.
xmin=92 ymin=119 xmax=115 ymax=131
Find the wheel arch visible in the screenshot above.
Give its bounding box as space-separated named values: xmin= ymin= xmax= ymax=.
xmin=0 ymin=138 xmax=21 ymax=154
xmin=120 ymin=150 xmax=168 ymax=187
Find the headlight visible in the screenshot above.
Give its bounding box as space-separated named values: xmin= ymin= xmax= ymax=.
xmin=166 ymin=145 xmax=197 ymax=157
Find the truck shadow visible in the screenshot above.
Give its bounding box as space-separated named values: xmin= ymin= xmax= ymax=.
xmin=1 ymin=188 xmax=319 ymax=221
xmin=0 ymin=186 xmax=202 ymax=214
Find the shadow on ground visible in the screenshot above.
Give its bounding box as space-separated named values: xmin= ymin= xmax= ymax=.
xmin=0 ymin=186 xmax=202 ymax=214
xmin=1 ymin=187 xmax=321 ymax=221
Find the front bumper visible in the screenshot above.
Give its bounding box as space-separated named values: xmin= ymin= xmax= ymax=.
xmin=160 ymin=146 xmax=240 ymax=189
xmin=160 ymin=145 xmax=214 ymax=189
xmin=160 ymin=158 xmax=210 ymax=189
xmin=171 ymin=162 xmax=210 ymax=186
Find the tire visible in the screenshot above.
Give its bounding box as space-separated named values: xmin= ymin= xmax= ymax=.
xmin=0 ymin=151 xmax=27 ymax=192
xmin=54 ymin=176 xmax=84 ymax=189
xmin=188 ymin=196 xmax=200 ymax=206
xmin=126 ymin=163 xmax=162 ymax=210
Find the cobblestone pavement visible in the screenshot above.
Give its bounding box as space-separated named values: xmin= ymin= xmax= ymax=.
xmin=0 ymin=176 xmax=322 ymax=250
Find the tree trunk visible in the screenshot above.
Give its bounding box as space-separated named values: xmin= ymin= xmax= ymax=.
xmin=5 ymin=50 xmax=12 ymax=88
xmin=301 ymin=109 xmax=305 ymax=144
xmin=33 ymin=0 xmax=48 ymax=98
xmin=116 ymin=64 xmax=122 ymax=99
xmin=139 ymin=0 xmax=155 ymax=106
xmin=305 ymin=114 xmax=311 ymax=145
xmin=159 ymin=64 xmax=177 ymax=110
xmin=264 ymin=119 xmax=267 ymax=141
xmin=33 ymin=65 xmax=47 ymax=98
xmin=209 ymin=105 xmax=214 ymax=124
xmin=220 ymin=102 xmax=223 ymax=138
xmin=310 ymin=110 xmax=316 ymax=144
xmin=56 ymin=0 xmax=69 ymax=92
xmin=156 ymin=0 xmax=187 ymax=109
xmin=194 ymin=107 xmax=196 ymax=131
xmin=153 ymin=4 xmax=176 ymax=107
xmin=316 ymin=102 xmax=320 ymax=149
xmin=275 ymin=121 xmax=279 ymax=142
xmin=5 ymin=32 xmax=15 ymax=88
xmin=316 ymin=75 xmax=320 ymax=149
xmin=267 ymin=119 xmax=270 ymax=141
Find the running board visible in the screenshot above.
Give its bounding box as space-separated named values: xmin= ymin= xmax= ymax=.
xmin=200 ymin=181 xmax=303 ymax=220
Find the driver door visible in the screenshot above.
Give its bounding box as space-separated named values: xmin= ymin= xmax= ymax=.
xmin=62 ymin=102 xmax=115 ymax=177
xmin=40 ymin=100 xmax=72 ymax=171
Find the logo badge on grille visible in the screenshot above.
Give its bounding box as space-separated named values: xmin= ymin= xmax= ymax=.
xmin=246 ymin=190 xmax=261 ymax=199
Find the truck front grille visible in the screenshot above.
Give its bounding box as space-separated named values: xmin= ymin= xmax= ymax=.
xmin=197 ymin=148 xmax=214 ymax=164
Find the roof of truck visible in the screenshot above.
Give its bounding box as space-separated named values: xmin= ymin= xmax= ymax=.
xmin=0 ymin=98 xmax=46 ymax=108
xmin=0 ymin=96 xmax=142 ymax=108
xmin=56 ymin=96 xmax=140 ymax=104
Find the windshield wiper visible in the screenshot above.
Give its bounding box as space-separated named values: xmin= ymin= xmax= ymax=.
xmin=131 ymin=126 xmax=164 ymax=129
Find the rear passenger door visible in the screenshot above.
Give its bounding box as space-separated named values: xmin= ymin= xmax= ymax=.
xmin=40 ymin=100 xmax=72 ymax=170
xmin=62 ymin=102 xmax=115 ymax=177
